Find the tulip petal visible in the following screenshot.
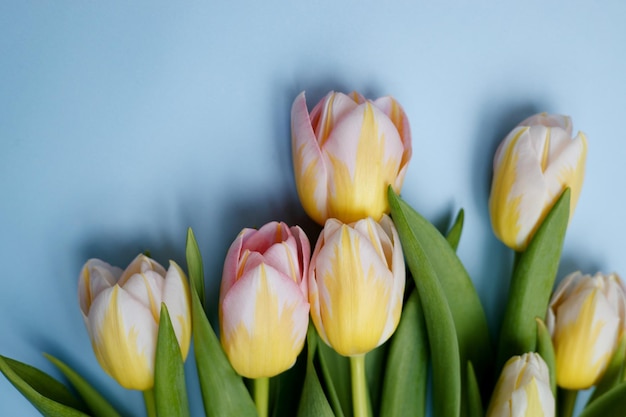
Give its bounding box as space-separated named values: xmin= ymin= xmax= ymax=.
xmin=78 ymin=259 xmax=122 ymax=317
xmin=122 ymin=271 xmax=164 ymax=321
xmin=220 ymin=229 xmax=252 ymax=303
xmin=310 ymin=92 xmax=360 ymax=146
xmin=292 ymin=92 xmax=329 ymax=224
xmin=88 ymin=285 xmax=157 ymax=390
xmin=291 ymin=225 xmax=311 ymax=295
xmin=323 ymin=102 xmax=406 ymax=223
xmin=242 ymin=222 xmax=288 ymax=253
xmin=220 ymin=263 xmax=309 ymax=378
xmin=162 ymin=262 xmax=192 ymax=360
xmin=313 ymin=224 xmax=395 ymax=356
xmin=118 ymin=254 xmax=167 ymax=286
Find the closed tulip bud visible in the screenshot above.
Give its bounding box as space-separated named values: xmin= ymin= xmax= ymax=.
xmin=291 ymin=91 xmax=412 ymax=225
xmin=78 ymin=254 xmax=191 ymax=391
xmin=309 ymin=214 xmax=405 ymax=356
xmin=547 ymin=272 xmax=626 ymax=389
xmin=489 ymin=113 xmax=587 ymax=251
xmin=487 ymin=352 xmax=555 ymax=417
xmin=219 ymin=221 xmax=310 ymax=379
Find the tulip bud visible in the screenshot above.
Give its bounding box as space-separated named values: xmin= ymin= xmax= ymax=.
xmin=78 ymin=254 xmax=191 ymax=390
xmin=291 ymin=91 xmax=412 ymax=225
xmin=547 ymin=272 xmax=626 ymax=389
xmin=487 ymin=352 xmax=555 ymax=417
xmin=309 ymin=214 xmax=405 ymax=356
xmin=219 ymin=221 xmax=310 ymax=378
xmin=488 ymin=113 xmax=587 ymax=251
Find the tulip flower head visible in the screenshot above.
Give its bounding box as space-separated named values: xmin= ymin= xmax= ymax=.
xmin=547 ymin=272 xmax=626 ymax=389
xmin=78 ymin=255 xmax=191 ymax=391
xmin=309 ymin=214 xmax=405 ymax=357
xmin=291 ymin=91 xmax=412 ymax=225
xmin=489 ymin=113 xmax=587 ymax=251
xmin=219 ymin=221 xmax=310 ymax=379
xmin=487 ymin=352 xmax=555 ymax=417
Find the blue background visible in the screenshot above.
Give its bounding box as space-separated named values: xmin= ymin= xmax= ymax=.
xmin=1 ymin=1 xmax=625 ymax=415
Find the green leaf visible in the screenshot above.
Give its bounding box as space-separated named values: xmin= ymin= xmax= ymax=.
xmin=466 ymin=362 xmax=483 ymax=417
xmin=365 ymin=342 xmax=387 ymax=415
xmin=535 ymin=318 xmax=556 ymax=396
xmin=186 ymin=227 xmax=205 ymax=308
xmin=297 ymin=327 xmax=334 ymax=417
xmin=0 ymin=355 xmax=89 ymax=417
xmin=589 ymin=335 xmax=626 ymax=404
xmin=154 ymin=303 xmax=190 ymax=417
xmin=316 ymin=338 xmax=350 ymax=417
xmin=380 ymin=290 xmax=429 ymax=417
xmin=191 ymin=288 xmax=257 ymax=417
xmin=496 ymin=189 xmax=570 ymax=369
xmin=388 ymin=188 xmax=461 ymax=417
xmin=44 ymin=354 xmax=122 ymax=417
xmin=446 ymin=208 xmax=465 ymax=251
xmin=579 ymin=382 xmax=626 ymax=417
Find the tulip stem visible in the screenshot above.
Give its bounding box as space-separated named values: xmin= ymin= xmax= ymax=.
xmin=143 ymin=389 xmax=157 ymax=417
xmin=350 ymin=355 xmax=369 ymax=417
xmin=254 ymin=377 xmax=270 ymax=417
xmin=557 ymin=388 xmax=578 ymax=417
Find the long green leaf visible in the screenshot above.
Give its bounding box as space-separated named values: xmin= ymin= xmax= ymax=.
xmin=297 ymin=326 xmax=334 ymax=417
xmin=44 ymin=354 xmax=122 ymax=417
xmin=446 ymin=208 xmax=465 ymax=251
xmin=535 ymin=318 xmax=556 ymax=396
xmin=154 ymin=304 xmax=190 ymax=417
xmin=365 ymin=342 xmax=387 ymax=415
xmin=186 ymin=228 xmax=205 ymax=307
xmin=388 ymin=188 xmax=461 ymax=417
xmin=316 ymin=338 xmax=350 ymax=417
xmin=191 ymin=288 xmax=257 ymax=417
xmin=466 ymin=362 xmax=483 ymax=417
xmin=496 ymin=189 xmax=570 ymax=369
xmin=588 ymin=335 xmax=626 ymax=404
xmin=380 ymin=290 xmax=429 ymax=417
xmin=579 ymin=382 xmax=626 ymax=417
xmin=0 ymin=355 xmax=89 ymax=417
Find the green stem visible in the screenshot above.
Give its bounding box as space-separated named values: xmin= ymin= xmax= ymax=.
xmin=557 ymin=388 xmax=578 ymax=417
xmin=350 ymin=355 xmax=369 ymax=417
xmin=143 ymin=389 xmax=157 ymax=417
xmin=254 ymin=377 xmax=270 ymax=417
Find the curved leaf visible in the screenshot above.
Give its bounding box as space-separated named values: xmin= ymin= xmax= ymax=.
xmin=446 ymin=208 xmax=465 ymax=251
xmin=154 ymin=303 xmax=190 ymax=417
xmin=535 ymin=318 xmax=556 ymax=396
xmin=186 ymin=228 xmax=205 ymax=308
xmin=466 ymin=362 xmax=483 ymax=417
xmin=297 ymin=327 xmax=334 ymax=417
xmin=388 ymin=188 xmax=461 ymax=417
xmin=380 ymin=290 xmax=429 ymax=417
xmin=0 ymin=355 xmax=89 ymax=417
xmin=45 ymin=354 xmax=122 ymax=417
xmin=496 ymin=189 xmax=570 ymax=369
xmin=578 ymin=382 xmax=626 ymax=417
xmin=316 ymin=339 xmax=350 ymax=417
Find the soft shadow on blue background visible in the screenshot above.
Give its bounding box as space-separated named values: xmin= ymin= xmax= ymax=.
xmin=1 ymin=1 xmax=625 ymax=416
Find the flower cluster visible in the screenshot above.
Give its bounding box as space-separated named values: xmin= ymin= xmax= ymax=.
xmin=2 ymin=90 xmax=625 ymax=417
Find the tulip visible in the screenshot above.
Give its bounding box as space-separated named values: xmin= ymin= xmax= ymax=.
xmin=546 ymin=272 xmax=626 ymax=389
xmin=291 ymin=91 xmax=412 ymax=225
xmin=487 ymin=352 xmax=555 ymax=417
xmin=78 ymin=254 xmax=191 ymax=391
xmin=488 ymin=112 xmax=587 ymax=251
xmin=309 ymin=214 xmax=405 ymax=357
xmin=219 ymin=221 xmax=310 ymax=379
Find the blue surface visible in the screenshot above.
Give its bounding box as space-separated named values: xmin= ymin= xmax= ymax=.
xmin=1 ymin=1 xmax=625 ymax=416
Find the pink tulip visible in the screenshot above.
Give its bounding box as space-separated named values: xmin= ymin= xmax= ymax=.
xmin=291 ymin=91 xmax=412 ymax=225
xmin=219 ymin=221 xmax=310 ymax=378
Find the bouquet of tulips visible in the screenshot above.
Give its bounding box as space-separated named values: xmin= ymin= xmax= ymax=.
xmin=2 ymin=90 xmax=625 ymax=417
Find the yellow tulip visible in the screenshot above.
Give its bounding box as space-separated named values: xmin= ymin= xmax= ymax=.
xmin=78 ymin=254 xmax=191 ymax=390
xmin=309 ymin=215 xmax=405 ymax=356
xmin=487 ymin=352 xmax=554 ymax=417
xmin=547 ymin=272 xmax=626 ymax=389
xmin=291 ymin=91 xmax=412 ymax=225
xmin=219 ymin=221 xmax=310 ymax=378
xmin=489 ymin=113 xmax=587 ymax=251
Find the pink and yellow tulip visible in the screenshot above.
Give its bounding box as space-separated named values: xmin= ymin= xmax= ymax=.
xmin=291 ymin=91 xmax=412 ymax=225
xmin=489 ymin=113 xmax=587 ymax=251
xmin=309 ymin=215 xmax=405 ymax=357
xmin=219 ymin=221 xmax=310 ymax=378
xmin=547 ymin=272 xmax=626 ymax=389
xmin=78 ymin=254 xmax=191 ymax=390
